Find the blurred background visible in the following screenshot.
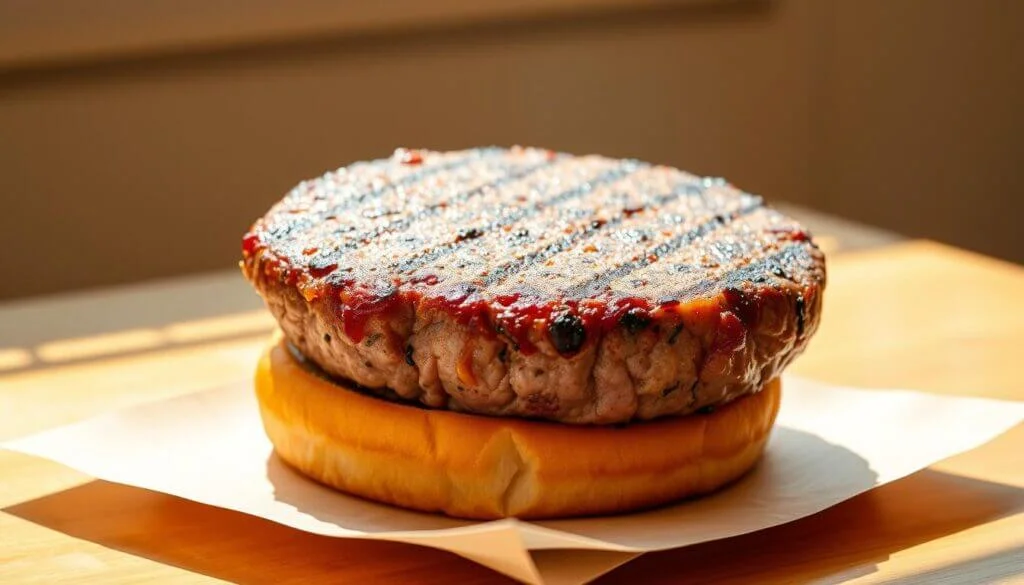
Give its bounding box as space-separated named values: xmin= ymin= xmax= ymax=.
xmin=1 ymin=0 xmax=1021 ymax=301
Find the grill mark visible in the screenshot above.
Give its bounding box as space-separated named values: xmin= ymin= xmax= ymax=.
xmin=483 ymin=181 xmax=705 ymax=287
xmin=642 ymin=207 xmax=794 ymax=275
xmin=334 ymin=158 xmax=560 ymax=254
xmin=562 ymin=197 xmax=764 ymax=299
xmin=316 ymin=148 xmax=501 ymax=214
xmin=669 ymin=242 xmax=818 ymax=300
xmin=263 ymin=149 xmax=821 ymax=305
xmin=267 ymin=150 xmax=504 ymax=255
xmin=390 ymin=163 xmax=641 ymax=275
xmin=795 ymin=294 xmax=806 ymax=336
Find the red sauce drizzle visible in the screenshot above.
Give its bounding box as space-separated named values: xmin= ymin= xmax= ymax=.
xmin=309 ymin=263 xmax=338 ymax=278
xmin=495 ymin=293 xmax=521 ymax=306
xmin=309 ymin=275 xmax=712 ymax=357
xmin=710 ymin=311 xmax=746 ymax=355
xmin=283 ymin=266 xmax=303 ymax=286
xmin=421 ymin=287 xmax=492 ymax=330
xmin=769 ymin=226 xmax=810 ymax=242
xmin=398 ymin=149 xmax=423 ymax=165
xmin=411 ymin=274 xmax=439 ymax=286
xmin=242 ymin=233 xmax=260 ymax=256
xmin=578 ymin=297 xmax=653 ymax=334
xmin=331 ymin=286 xmax=405 ymax=343
xmin=493 ymin=296 xmax=656 ymax=355
xmin=721 ymin=288 xmax=760 ymax=326
xmin=494 ymin=299 xmax=554 ymax=354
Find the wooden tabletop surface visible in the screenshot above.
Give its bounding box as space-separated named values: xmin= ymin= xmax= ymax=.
xmin=2 ymin=235 xmax=1022 ymax=584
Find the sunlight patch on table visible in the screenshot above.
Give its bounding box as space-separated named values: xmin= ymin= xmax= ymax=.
xmin=36 ymin=329 xmax=165 ymax=363
xmin=164 ymin=310 xmax=275 ymax=343
xmin=0 ymin=348 xmax=33 ymax=371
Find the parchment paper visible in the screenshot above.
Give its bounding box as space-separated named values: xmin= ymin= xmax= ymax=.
xmin=5 ymin=377 xmax=1023 ymax=584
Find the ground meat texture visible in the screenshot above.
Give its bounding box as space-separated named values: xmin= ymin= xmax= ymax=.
xmin=241 ymin=147 xmax=826 ymax=424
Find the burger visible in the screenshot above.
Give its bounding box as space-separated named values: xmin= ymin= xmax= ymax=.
xmin=240 ymin=147 xmax=825 ymax=519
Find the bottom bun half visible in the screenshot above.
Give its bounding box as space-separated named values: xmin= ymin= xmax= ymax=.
xmin=255 ymin=337 xmax=781 ymax=519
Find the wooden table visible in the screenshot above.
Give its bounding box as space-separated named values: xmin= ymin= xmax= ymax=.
xmin=2 ymin=233 xmax=1022 ymax=583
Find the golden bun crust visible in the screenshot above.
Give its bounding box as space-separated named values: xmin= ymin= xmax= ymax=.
xmin=255 ymin=337 xmax=781 ymax=519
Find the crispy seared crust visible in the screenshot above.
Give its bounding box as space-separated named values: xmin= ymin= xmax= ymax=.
xmin=255 ymin=336 xmax=781 ymax=519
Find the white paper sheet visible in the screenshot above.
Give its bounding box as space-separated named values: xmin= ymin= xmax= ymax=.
xmin=5 ymin=377 xmax=1023 ymax=584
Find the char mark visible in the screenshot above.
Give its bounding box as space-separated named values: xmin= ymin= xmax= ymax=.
xmin=661 ymin=381 xmax=681 ymax=397
xmin=483 ymin=182 xmax=706 ymax=287
xmin=671 ymin=242 xmax=820 ymax=300
xmin=548 ymin=312 xmax=586 ymax=355
xmin=620 ymin=309 xmax=651 ymax=333
xmin=795 ymin=294 xmax=806 ymax=336
xmin=454 ymin=227 xmax=484 ymax=243
xmin=321 ymin=148 xmax=502 ymax=216
xmin=336 ymin=159 xmax=559 ymax=256
xmin=391 ymin=163 xmax=640 ymax=275
xmin=668 ymin=324 xmax=684 ymax=345
xmin=562 ymin=197 xmax=764 ymax=299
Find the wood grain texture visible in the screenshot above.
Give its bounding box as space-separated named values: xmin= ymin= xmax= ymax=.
xmin=2 ymin=239 xmax=1023 ymax=584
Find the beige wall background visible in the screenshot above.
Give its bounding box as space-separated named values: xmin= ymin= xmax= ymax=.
xmin=1 ymin=0 xmax=1021 ymax=300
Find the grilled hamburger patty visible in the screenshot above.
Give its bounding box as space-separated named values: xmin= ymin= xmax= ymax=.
xmin=241 ymin=147 xmax=825 ymax=424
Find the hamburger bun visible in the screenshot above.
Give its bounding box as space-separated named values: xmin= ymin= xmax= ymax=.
xmin=255 ymin=336 xmax=781 ymax=519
